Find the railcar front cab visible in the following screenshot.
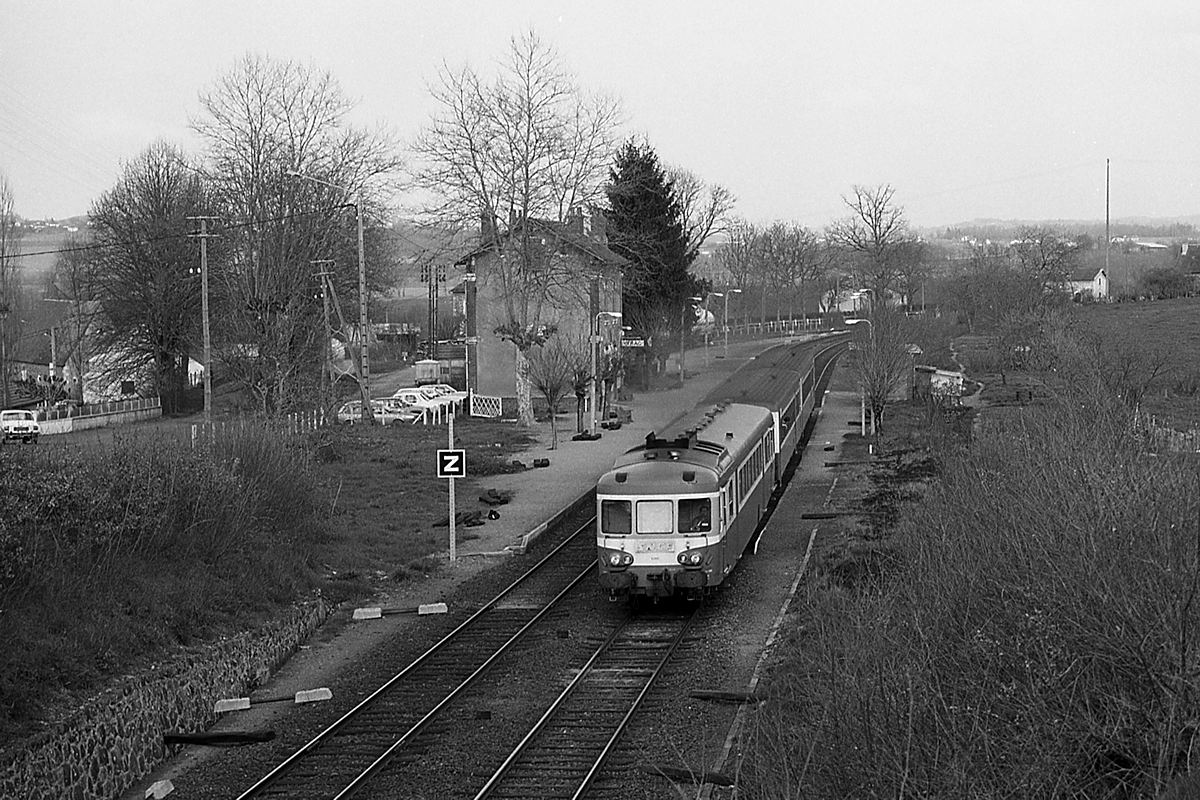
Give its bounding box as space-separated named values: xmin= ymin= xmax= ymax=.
xmin=596 ymin=433 xmax=725 ymax=600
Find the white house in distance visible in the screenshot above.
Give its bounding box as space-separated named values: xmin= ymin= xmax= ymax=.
xmin=1067 ymin=266 xmax=1109 ymax=301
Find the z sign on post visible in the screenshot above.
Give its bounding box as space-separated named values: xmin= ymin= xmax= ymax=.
xmin=437 ymin=449 xmax=467 ymax=479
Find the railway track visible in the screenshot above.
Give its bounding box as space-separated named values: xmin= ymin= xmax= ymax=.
xmin=473 ymin=607 xmax=698 ymax=800
xmin=234 ymin=520 xmax=598 ymax=800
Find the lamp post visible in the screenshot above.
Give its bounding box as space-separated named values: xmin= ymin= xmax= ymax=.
xmin=847 ymin=317 xmax=873 ymax=436
xmin=287 ymin=171 xmax=372 ymax=423
xmin=717 ymin=288 xmax=742 ymax=359
xmin=0 ymin=301 xmax=8 ymax=408
xmin=591 ymin=311 xmax=622 ymax=435
xmin=688 ymin=296 xmax=705 ymax=369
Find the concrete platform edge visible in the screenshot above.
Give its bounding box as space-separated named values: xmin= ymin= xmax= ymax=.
xmin=508 ymin=488 xmax=596 ymax=555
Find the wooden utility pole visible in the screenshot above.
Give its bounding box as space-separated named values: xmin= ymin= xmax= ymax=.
xmin=188 ymin=215 xmax=219 ymax=422
xmin=354 ymin=192 xmax=373 ymax=423
xmin=312 ymin=261 xmax=335 ymax=410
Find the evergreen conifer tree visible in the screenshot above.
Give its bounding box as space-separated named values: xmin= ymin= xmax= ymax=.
xmin=605 ymin=139 xmax=705 ymax=383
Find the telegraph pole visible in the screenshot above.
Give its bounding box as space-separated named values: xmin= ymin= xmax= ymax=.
xmin=353 ymin=192 xmax=373 ymax=422
xmin=188 ymin=215 xmax=219 ymax=422
xmin=312 ymin=261 xmax=335 ymax=412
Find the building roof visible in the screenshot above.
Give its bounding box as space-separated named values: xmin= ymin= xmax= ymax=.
xmin=1069 ymin=266 xmax=1105 ymax=282
xmin=455 ymin=216 xmax=627 ymax=269
xmin=10 ymin=298 xmax=78 ymax=364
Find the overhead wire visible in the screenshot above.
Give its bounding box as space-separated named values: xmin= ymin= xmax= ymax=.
xmin=0 ymin=205 xmax=355 ymax=261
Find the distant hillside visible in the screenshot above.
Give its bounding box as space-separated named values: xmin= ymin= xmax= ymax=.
xmin=925 ymin=216 xmax=1200 ymax=241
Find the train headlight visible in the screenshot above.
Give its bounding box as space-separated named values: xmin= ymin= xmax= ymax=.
xmin=677 ymin=550 xmax=704 ymax=567
xmin=601 ymin=548 xmax=635 ymax=569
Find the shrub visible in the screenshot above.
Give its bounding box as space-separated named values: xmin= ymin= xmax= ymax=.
xmin=0 ymin=424 xmax=323 ymax=740
xmin=743 ymin=369 xmax=1200 ymax=797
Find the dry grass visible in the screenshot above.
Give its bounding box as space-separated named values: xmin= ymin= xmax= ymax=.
xmin=740 ymin=306 xmax=1200 ymax=798
xmin=0 ymin=415 xmax=532 ymax=747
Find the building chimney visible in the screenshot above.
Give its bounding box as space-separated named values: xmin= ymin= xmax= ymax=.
xmin=589 ymin=207 xmax=607 ymax=243
xmin=480 ymin=211 xmax=497 ymax=246
xmin=566 ymin=206 xmax=585 ymax=236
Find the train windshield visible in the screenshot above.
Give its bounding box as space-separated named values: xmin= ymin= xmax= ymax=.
xmin=679 ymin=498 xmax=711 ymax=533
xmin=601 ymin=500 xmax=632 ymax=534
xmin=636 ymin=500 xmax=673 ymax=534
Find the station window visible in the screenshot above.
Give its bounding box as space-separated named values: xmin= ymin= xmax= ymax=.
xmin=679 ymin=498 xmax=712 ymax=533
xmin=636 ymin=499 xmax=674 ymax=534
xmin=601 ymin=500 xmax=632 ymax=534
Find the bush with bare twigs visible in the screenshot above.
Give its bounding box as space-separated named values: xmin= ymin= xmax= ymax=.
xmin=0 ymin=426 xmax=321 ymax=741
xmin=741 ymin=338 xmax=1200 ymax=797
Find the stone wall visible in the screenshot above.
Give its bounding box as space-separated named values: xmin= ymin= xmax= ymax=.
xmin=0 ymin=596 xmax=334 ymax=800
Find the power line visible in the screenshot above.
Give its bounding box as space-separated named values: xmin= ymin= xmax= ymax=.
xmin=0 ymin=205 xmax=354 ymax=261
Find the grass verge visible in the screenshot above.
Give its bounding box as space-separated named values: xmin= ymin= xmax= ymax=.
xmin=0 ymin=416 xmax=532 ymax=748
xmin=742 ymin=321 xmax=1200 ymax=798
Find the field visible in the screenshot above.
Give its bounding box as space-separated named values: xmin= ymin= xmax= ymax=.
xmin=1074 ymin=296 xmax=1200 ymax=425
xmin=0 ymin=416 xmax=533 ymax=747
xmin=740 ymin=298 xmax=1200 ymax=798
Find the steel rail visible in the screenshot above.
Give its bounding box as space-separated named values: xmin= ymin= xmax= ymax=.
xmin=236 ymin=518 xmax=598 ymax=800
xmin=333 ymin=562 xmax=595 ymax=799
xmin=473 ymin=608 xmax=698 ymax=800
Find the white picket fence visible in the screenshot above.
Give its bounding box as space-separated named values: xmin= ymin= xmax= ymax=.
xmin=1133 ymin=408 xmax=1200 ymax=454
xmin=189 ymin=408 xmax=328 ymax=449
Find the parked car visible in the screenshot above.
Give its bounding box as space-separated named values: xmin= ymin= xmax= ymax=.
xmin=426 ymin=383 xmax=468 ymax=403
xmin=390 ymin=387 xmax=455 ymax=423
xmin=1 ymin=409 xmax=40 ymax=444
xmin=392 ymin=387 xmax=454 ymax=411
xmin=377 ymin=397 xmax=426 ymax=423
xmin=336 ymin=399 xmax=422 ymax=426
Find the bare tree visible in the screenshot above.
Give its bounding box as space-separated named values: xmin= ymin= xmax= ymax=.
xmin=0 ymin=174 xmax=21 ymax=407
xmin=1010 ymin=226 xmax=1082 ymax=308
xmin=853 ymin=307 xmax=911 ymax=432
xmin=668 ymin=166 xmax=735 ymax=264
xmin=715 ymin=218 xmax=758 ymax=288
xmin=411 ymin=30 xmax=621 ymax=425
xmin=827 ymin=184 xmax=910 ymax=306
xmin=49 ymin=235 xmax=103 ymax=403
xmin=86 ymin=142 xmax=208 ymax=412
xmin=526 ymin=331 xmax=589 ymax=449
xmin=893 ymin=238 xmax=931 ymax=311
xmin=193 ymin=53 xmax=402 ymax=414
xmin=757 ymin=221 xmax=824 ymax=323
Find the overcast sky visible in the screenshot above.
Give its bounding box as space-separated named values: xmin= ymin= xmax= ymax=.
xmin=3 ymin=1 xmax=1198 ymax=228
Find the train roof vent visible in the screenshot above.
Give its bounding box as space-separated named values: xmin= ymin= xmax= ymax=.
xmin=682 ymin=470 xmax=696 ymax=483
xmin=615 ymin=472 xmax=627 ymax=483
xmin=726 ymin=432 xmax=735 ymax=440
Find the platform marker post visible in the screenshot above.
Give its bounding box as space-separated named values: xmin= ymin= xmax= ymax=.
xmin=437 ymin=419 xmax=467 ymax=564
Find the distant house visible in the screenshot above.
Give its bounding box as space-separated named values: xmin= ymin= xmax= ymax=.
xmin=455 ymin=207 xmax=626 ymax=408
xmin=1067 ymin=266 xmax=1109 ymax=301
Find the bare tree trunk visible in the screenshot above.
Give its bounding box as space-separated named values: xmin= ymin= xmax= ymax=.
xmin=515 ymin=348 xmax=534 ymax=426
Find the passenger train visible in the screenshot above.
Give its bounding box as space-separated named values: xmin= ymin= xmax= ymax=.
xmin=595 ymin=334 xmax=847 ymax=600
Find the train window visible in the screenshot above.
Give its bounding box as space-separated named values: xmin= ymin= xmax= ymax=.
xmin=636 ymin=500 xmax=673 ymax=534
xmin=679 ymin=498 xmax=712 ymax=533
xmin=601 ymin=500 xmax=632 ymax=534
